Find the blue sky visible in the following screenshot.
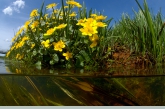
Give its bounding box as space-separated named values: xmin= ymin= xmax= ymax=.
xmin=0 ymin=0 xmax=165 ymax=51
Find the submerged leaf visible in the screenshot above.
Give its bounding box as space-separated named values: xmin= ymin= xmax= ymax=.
xmin=76 ymin=82 xmax=93 ymax=92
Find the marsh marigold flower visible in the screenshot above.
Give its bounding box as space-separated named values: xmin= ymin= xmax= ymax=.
xmin=16 ymin=53 xmax=23 ymax=60
xmin=90 ymin=14 xmax=97 ymax=17
xmin=76 ymin=19 xmax=85 ymax=26
xmin=46 ymin=3 xmax=58 ymax=9
xmin=97 ymin=22 xmax=107 ymax=27
xmin=69 ymin=12 xmax=77 ymax=17
xmin=95 ymin=15 xmax=107 ymax=20
xmin=89 ymin=34 xmax=99 ymax=48
xmin=31 ymin=43 xmax=35 ymax=49
xmin=6 ymin=51 xmax=11 ymax=57
xmin=30 ymin=9 xmax=38 ymax=17
xmin=75 ymin=3 xmax=82 ymax=8
xmin=90 ymin=41 xmax=97 ymax=48
xmin=64 ymin=6 xmax=69 ymax=9
xmin=31 ymin=21 xmax=39 ymax=29
xmin=53 ymin=40 xmax=65 ymax=52
xmin=44 ymin=28 xmax=56 ymax=36
xmin=63 ymin=51 xmax=73 ymax=60
xmin=79 ymin=26 xmax=98 ymax=36
xmin=24 ymin=20 xmax=31 ymax=29
xmin=22 ymin=36 xmax=29 ymax=42
xmin=55 ymin=23 xmax=67 ymax=29
xmin=41 ymin=39 xmax=50 ymax=48
xmin=66 ymin=1 xmax=82 ymax=8
xmin=89 ymin=34 xmax=99 ymax=42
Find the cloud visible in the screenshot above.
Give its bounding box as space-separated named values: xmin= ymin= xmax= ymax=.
xmin=2 ymin=6 xmax=13 ymax=15
xmin=13 ymin=0 xmax=25 ymax=9
xmin=2 ymin=0 xmax=25 ymax=15
xmin=5 ymin=39 xmax=10 ymax=42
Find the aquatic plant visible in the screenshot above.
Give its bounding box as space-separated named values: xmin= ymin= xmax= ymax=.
xmin=6 ymin=0 xmax=112 ymax=69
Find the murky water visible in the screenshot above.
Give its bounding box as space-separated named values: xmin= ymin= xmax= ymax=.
xmin=1 ymin=56 xmax=165 ymax=106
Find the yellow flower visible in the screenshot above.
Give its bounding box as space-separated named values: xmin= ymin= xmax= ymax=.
xmin=55 ymin=23 xmax=67 ymax=29
xmin=11 ymin=45 xmax=15 ymax=51
xmin=63 ymin=51 xmax=73 ymax=60
xmin=64 ymin=6 xmax=69 ymax=8
xmin=66 ymin=1 xmax=82 ymax=8
xmin=76 ymin=19 xmax=86 ymax=26
xmin=31 ymin=21 xmax=39 ymax=29
xmin=66 ymin=1 xmax=77 ymax=5
xmin=16 ymin=68 xmax=21 ymax=74
xmin=85 ymin=18 xmax=97 ymax=27
xmin=90 ymin=41 xmax=97 ymax=48
xmin=79 ymin=26 xmax=98 ymax=36
xmin=31 ymin=43 xmax=35 ymax=49
xmin=75 ymin=3 xmax=82 ymax=8
xmin=69 ymin=12 xmax=77 ymax=17
xmin=90 ymin=14 xmax=97 ymax=17
xmin=46 ymin=3 xmax=58 ymax=9
xmin=53 ymin=9 xmax=59 ymax=14
xmin=41 ymin=39 xmax=50 ymax=48
xmin=97 ymin=22 xmax=107 ymax=27
xmin=22 ymin=36 xmax=29 ymax=42
xmin=53 ymin=40 xmax=65 ymax=52
xmin=30 ymin=9 xmax=38 ymax=18
xmin=16 ymin=53 xmax=23 ymax=60
xmin=6 ymin=51 xmax=11 ymax=57
xmin=60 ymin=12 xmax=64 ymax=16
xmin=95 ymin=15 xmax=107 ymax=20
xmin=44 ymin=28 xmax=56 ymax=36
xmin=89 ymin=34 xmax=99 ymax=42
xmin=79 ymin=18 xmax=98 ymax=36
xmin=89 ymin=34 xmax=99 ymax=48
xmin=24 ymin=20 xmax=31 ymax=29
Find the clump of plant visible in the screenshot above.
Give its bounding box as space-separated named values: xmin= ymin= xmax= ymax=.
xmin=112 ymin=0 xmax=165 ymax=65
xmin=6 ymin=0 xmax=112 ymax=69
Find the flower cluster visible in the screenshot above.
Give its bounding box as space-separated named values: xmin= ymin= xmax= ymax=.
xmin=6 ymin=0 xmax=110 ymax=68
xmin=77 ymin=15 xmax=107 ymax=48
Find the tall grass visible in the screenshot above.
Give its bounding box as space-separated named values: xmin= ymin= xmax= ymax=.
xmin=113 ymin=0 xmax=165 ymax=65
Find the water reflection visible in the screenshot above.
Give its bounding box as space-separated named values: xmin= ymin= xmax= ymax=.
xmin=3 ymin=58 xmax=165 ymax=77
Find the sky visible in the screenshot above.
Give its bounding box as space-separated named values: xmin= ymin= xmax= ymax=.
xmin=0 ymin=0 xmax=165 ymax=51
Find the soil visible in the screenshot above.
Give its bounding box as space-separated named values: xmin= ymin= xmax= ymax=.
xmin=110 ymin=46 xmax=155 ymax=69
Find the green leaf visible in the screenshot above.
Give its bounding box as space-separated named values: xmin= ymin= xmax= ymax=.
xmin=33 ymin=50 xmax=37 ymax=56
xmin=84 ymin=39 xmax=89 ymax=44
xmin=50 ymin=60 xmax=55 ymax=65
xmin=75 ymin=55 xmax=84 ymax=67
xmin=79 ymin=50 xmax=90 ymax=62
xmin=35 ymin=61 xmax=42 ymax=70
xmin=53 ymin=54 xmax=59 ymax=63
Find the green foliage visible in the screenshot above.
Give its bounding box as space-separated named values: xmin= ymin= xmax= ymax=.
xmin=6 ymin=0 xmax=112 ymax=69
xmin=6 ymin=0 xmax=165 ymax=69
xmin=113 ymin=0 xmax=165 ymax=64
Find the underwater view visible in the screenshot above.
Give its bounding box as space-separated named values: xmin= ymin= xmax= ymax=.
xmin=0 ymin=57 xmax=165 ymax=106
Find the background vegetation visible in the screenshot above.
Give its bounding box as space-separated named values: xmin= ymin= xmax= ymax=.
xmin=5 ymin=0 xmax=165 ymax=70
